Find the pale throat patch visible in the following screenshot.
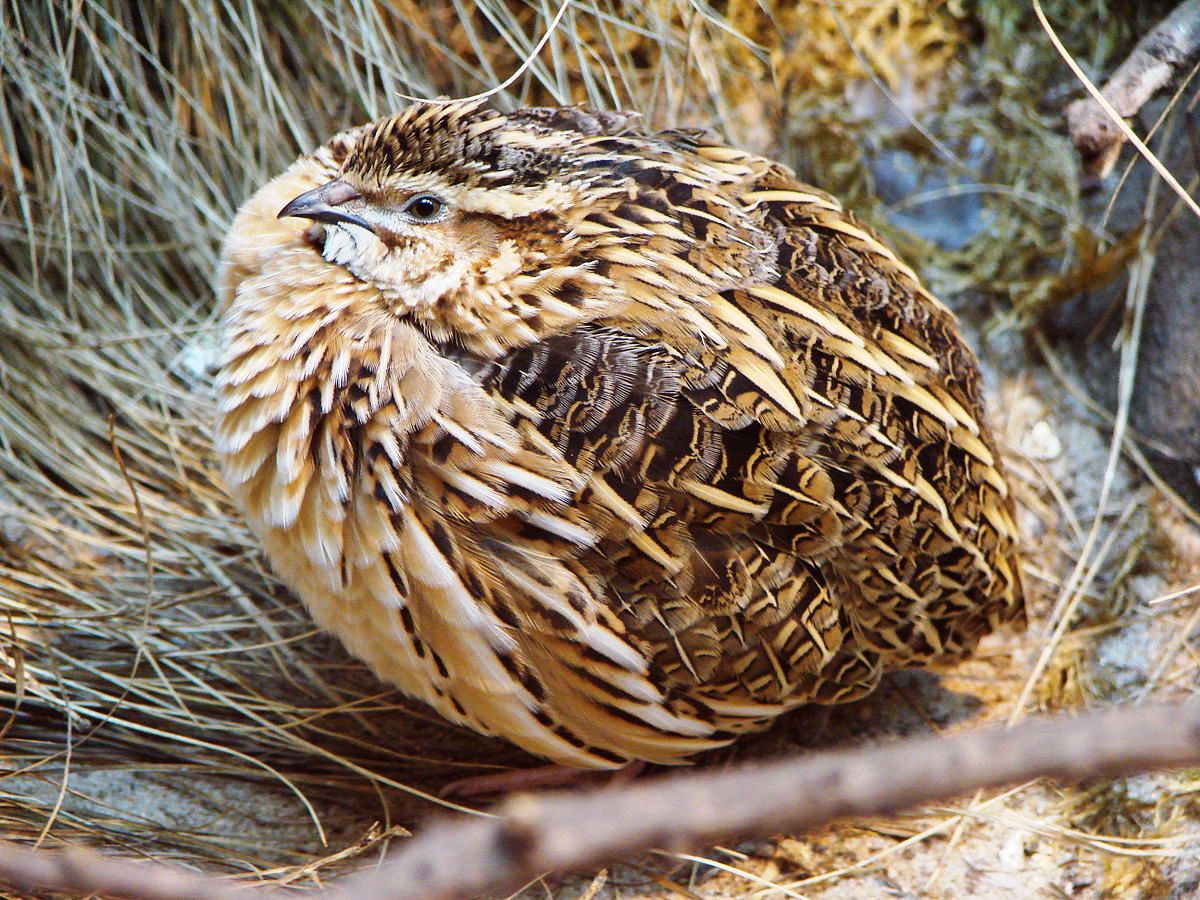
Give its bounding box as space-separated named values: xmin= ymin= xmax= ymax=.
xmin=321 ymin=221 xmax=376 ymax=269
xmin=321 ymin=222 xmax=469 ymax=310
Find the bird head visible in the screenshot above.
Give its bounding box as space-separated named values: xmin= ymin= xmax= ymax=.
xmin=276 ymin=100 xmax=639 ymax=348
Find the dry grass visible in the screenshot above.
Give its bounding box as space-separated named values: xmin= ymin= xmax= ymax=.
xmin=2 ymin=0 xmax=1200 ymax=895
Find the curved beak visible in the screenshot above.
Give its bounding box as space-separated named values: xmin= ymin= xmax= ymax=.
xmin=278 ymin=179 xmax=374 ymax=232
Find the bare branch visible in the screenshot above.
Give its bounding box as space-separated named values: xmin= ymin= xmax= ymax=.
xmin=1066 ymin=0 xmax=1200 ymax=177
xmin=326 ymin=702 xmax=1200 ymax=900
xmin=4 ymin=703 xmax=1200 ymax=900
xmin=0 ymin=842 xmax=257 ymax=900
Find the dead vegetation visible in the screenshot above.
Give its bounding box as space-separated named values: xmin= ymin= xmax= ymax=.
xmin=2 ymin=0 xmax=1200 ymax=896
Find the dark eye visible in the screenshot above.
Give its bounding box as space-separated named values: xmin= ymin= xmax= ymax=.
xmin=402 ymin=193 xmax=445 ymax=222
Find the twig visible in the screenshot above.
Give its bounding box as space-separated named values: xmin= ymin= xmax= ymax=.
xmin=1065 ymin=0 xmax=1200 ymax=177
xmin=1038 ymin=0 xmax=1200 ymax=220
xmin=324 ymin=702 xmax=1200 ymax=900
xmin=0 ymin=843 xmax=257 ymax=900
xmin=4 ymin=703 xmax=1200 ymax=898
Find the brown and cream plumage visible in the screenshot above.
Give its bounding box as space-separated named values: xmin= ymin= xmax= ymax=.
xmin=215 ymin=101 xmax=1023 ymax=769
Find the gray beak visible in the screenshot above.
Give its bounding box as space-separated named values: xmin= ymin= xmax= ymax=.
xmin=278 ymin=179 xmax=373 ymax=232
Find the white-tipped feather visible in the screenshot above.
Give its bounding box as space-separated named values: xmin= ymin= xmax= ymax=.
xmin=518 ymin=509 xmax=596 ymax=545
xmin=437 ymin=466 xmax=511 ymax=511
xmin=399 ymin=507 xmax=518 ymax=654
xmin=493 ymin=557 xmax=648 ymax=674
xmin=481 ymin=460 xmax=572 ymax=505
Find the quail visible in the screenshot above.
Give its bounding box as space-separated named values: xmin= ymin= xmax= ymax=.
xmin=215 ymin=100 xmax=1023 ymax=772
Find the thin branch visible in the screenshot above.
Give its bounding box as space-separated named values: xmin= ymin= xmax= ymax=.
xmin=5 ymin=703 xmax=1200 ymax=900
xmin=1064 ymin=0 xmax=1200 ymax=177
xmin=0 ymin=843 xmax=257 ymax=900
xmin=327 ymin=702 xmax=1200 ymax=900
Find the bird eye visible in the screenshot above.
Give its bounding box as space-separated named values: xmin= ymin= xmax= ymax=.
xmin=402 ymin=193 xmax=446 ymax=223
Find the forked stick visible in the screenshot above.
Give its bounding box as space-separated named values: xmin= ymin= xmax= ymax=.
xmin=1066 ymin=0 xmax=1200 ymax=177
